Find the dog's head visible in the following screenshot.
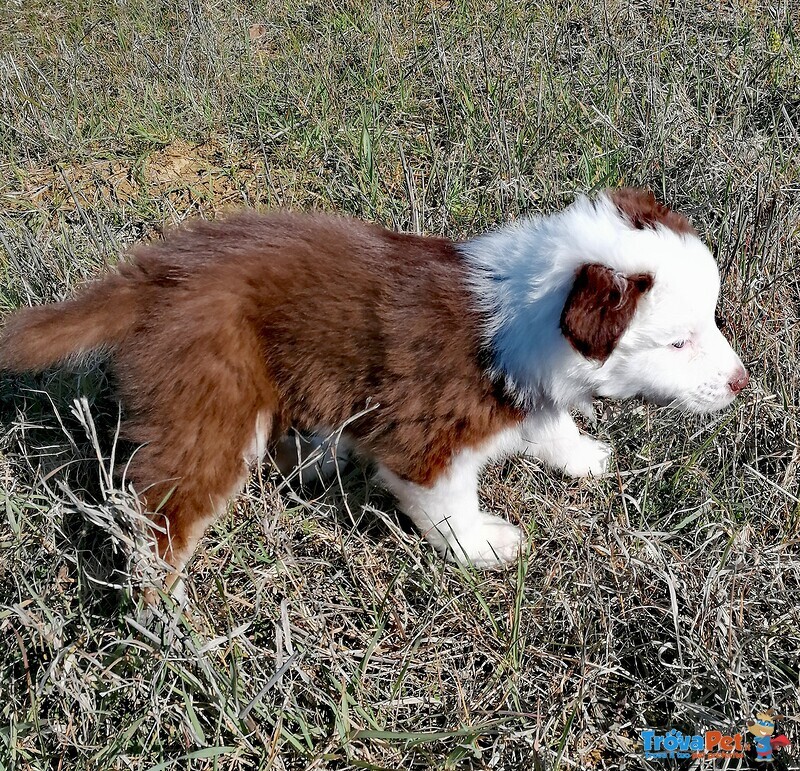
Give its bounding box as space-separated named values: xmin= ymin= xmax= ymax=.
xmin=560 ymin=188 xmax=747 ymax=413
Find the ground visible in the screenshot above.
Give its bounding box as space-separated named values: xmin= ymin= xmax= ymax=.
xmin=0 ymin=1 xmax=799 ymax=769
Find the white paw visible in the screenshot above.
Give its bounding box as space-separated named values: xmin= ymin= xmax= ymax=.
xmin=439 ymin=513 xmax=525 ymax=569
xmin=559 ymin=436 xmax=611 ymax=478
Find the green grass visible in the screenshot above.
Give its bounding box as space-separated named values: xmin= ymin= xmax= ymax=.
xmin=1 ymin=1 xmax=799 ymax=769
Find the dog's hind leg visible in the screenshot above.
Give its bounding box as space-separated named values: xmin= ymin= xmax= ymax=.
xmin=113 ymin=306 xmax=277 ymax=591
xmin=124 ymin=404 xmax=274 ymax=589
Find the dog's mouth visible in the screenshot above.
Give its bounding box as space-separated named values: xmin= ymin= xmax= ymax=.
xmin=666 ymin=392 xmax=738 ymax=414
xmin=638 ymin=387 xmax=739 ymax=414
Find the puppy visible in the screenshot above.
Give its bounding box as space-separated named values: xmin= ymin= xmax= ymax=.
xmin=0 ymin=188 xmax=748 ymax=576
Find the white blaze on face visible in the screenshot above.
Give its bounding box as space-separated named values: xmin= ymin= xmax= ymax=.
xmin=596 ymin=234 xmax=748 ymax=413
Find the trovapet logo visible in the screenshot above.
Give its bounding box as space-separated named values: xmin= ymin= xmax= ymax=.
xmin=641 ymin=729 xmax=746 ymax=760
xmin=640 ymin=710 xmax=791 ymax=762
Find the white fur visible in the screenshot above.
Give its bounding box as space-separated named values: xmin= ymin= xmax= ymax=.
xmin=245 ymin=410 xmax=272 ymax=465
xmin=376 ymin=409 xmax=619 ymax=567
xmin=378 ymin=426 xmax=526 ymax=568
xmin=521 ymin=409 xmax=611 ymax=477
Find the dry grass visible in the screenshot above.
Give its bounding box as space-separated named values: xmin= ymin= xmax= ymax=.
xmin=1 ymin=1 xmax=799 ymax=769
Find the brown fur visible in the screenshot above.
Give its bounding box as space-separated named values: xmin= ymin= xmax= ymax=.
xmin=0 ymin=212 xmax=524 ymax=569
xmin=0 ymin=274 xmax=138 ymax=371
xmin=610 ymin=188 xmax=697 ymax=235
xmin=560 ymin=264 xmax=654 ymax=362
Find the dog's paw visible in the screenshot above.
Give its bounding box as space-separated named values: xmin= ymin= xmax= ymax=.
xmin=444 ymin=514 xmax=526 ymax=569
xmin=559 ymin=436 xmax=611 ymax=478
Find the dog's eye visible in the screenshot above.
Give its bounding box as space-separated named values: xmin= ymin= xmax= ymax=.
xmin=671 ymin=340 xmax=686 ymax=349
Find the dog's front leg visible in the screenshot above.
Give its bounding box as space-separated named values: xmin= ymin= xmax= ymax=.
xmin=521 ymin=410 xmax=611 ymax=478
xmin=378 ymin=454 xmax=524 ymax=568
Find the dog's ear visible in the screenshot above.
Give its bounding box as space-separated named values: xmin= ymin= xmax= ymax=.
xmin=560 ymin=263 xmax=653 ymax=362
xmin=609 ymin=188 xmax=697 ymax=236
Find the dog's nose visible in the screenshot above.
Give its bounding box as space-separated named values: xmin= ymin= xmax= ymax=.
xmin=728 ymin=367 xmax=749 ymax=395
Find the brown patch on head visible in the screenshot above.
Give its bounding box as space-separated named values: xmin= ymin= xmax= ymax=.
xmin=560 ymin=263 xmax=654 ymax=362
xmin=609 ymin=188 xmax=697 ymax=236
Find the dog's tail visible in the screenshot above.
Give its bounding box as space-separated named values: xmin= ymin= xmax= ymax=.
xmin=0 ymin=274 xmax=138 ymax=372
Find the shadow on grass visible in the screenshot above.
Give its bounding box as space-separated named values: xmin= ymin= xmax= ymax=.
xmin=0 ymin=363 xmax=138 ymax=614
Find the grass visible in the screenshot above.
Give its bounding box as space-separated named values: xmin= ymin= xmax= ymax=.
xmin=1 ymin=0 xmax=799 ymax=768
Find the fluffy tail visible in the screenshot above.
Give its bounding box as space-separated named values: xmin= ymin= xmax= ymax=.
xmin=0 ymin=274 xmax=137 ymax=372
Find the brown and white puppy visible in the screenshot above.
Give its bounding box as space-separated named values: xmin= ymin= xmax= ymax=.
xmin=0 ymin=189 xmax=748 ymax=575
